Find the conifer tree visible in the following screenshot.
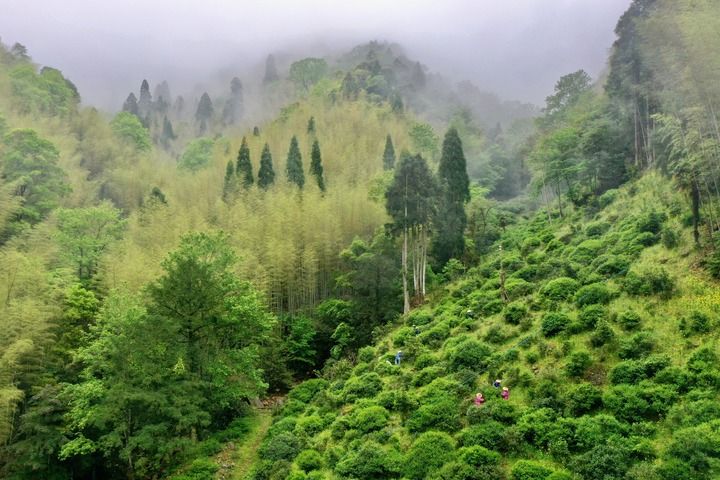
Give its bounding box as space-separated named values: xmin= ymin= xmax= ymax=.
xmin=195 ymin=92 xmax=214 ymax=125
xmin=138 ymin=79 xmax=152 ymax=117
xmin=263 ymin=54 xmax=279 ymax=84
xmin=286 ymin=136 xmax=305 ymax=189
xmin=383 ymin=134 xmax=396 ymax=170
xmin=223 ymin=161 xmax=236 ymax=201
xmin=257 ymin=143 xmax=275 ymax=189
xmin=122 ymin=93 xmax=139 ymax=116
xmin=432 ymin=127 xmax=470 ymax=265
xmin=236 ymin=137 xmax=253 ymax=188
xmin=161 ymin=116 xmax=175 ymax=148
xmin=307 ymin=116 xmax=316 ymax=134
xmin=253 ymin=126 xmax=260 ymax=136
xmin=223 ymin=77 xmax=244 ymax=125
xmin=310 ymin=139 xmax=325 ymax=192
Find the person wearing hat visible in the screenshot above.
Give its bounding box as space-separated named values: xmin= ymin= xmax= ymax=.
xmin=474 ymin=392 xmax=486 ymax=406
xmin=501 ymin=387 xmax=510 ymax=400
xmin=394 ymin=350 xmax=403 ymax=365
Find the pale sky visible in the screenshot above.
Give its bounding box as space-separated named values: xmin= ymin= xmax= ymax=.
xmin=0 ymin=0 xmax=632 ymax=109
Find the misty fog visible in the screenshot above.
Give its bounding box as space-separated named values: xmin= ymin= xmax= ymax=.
xmin=1 ymin=0 xmax=631 ymax=110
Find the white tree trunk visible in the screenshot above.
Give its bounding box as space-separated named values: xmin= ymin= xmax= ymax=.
xmin=402 ymin=227 xmax=410 ymax=314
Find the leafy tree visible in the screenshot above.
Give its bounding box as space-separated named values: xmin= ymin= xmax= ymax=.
xmin=178 ymin=138 xmax=214 ymax=171
xmin=286 ymin=136 xmax=305 ymax=189
xmin=0 ymin=129 xmax=70 ymax=228
xmin=409 ymin=122 xmax=439 ymax=159
xmin=258 ymin=143 xmax=275 ymax=189
xmin=386 ymin=152 xmax=439 ymax=313
xmin=433 ymin=127 xmax=470 ymax=265
xmin=309 ymin=139 xmax=325 ymax=192
xmin=110 ymin=111 xmax=151 ymax=151
xmin=263 ymin=54 xmax=279 ymax=84
xmin=8 ymin=63 xmax=79 ymax=116
xmin=55 ymin=202 xmax=126 ymax=281
xmin=289 ymin=58 xmax=328 ymax=91
xmin=540 ymin=70 xmax=592 ymax=129
xmin=383 ymin=134 xmax=396 ymax=170
xmin=236 ymin=136 xmax=253 ymax=188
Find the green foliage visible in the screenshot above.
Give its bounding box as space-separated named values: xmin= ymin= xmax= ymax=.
xmin=566 ymin=351 xmax=592 ymax=377
xmin=289 ymin=58 xmax=328 ymax=91
xmin=286 ymin=136 xmax=305 ymax=188
xmin=296 ymin=449 xmax=323 ymax=472
xmin=574 ymin=282 xmax=613 ymax=307
xmin=541 ymin=312 xmax=571 ymax=337
xmin=257 ymin=142 xmax=275 ymax=189
xmin=409 ymin=122 xmax=439 ymax=158
xmin=383 ymin=134 xmax=395 ymax=170
xmin=110 ymin=111 xmax=151 ymax=151
xmin=8 ymin=63 xmax=79 ymax=115
xmin=404 ymin=431 xmax=455 ymax=479
xmin=179 ymin=138 xmax=215 ymax=171
xmin=1 ymin=128 xmax=70 ymax=228
xmin=504 ymin=301 xmax=529 ymax=325
xmin=623 ymin=266 xmax=674 ymax=298
xmin=309 ymin=139 xmax=325 ymax=191
xmin=335 ymin=441 xmax=401 ymax=479
xmin=236 ymin=136 xmax=254 ymax=188
xmin=447 ymin=338 xmax=493 ymax=373
xmin=540 ymin=277 xmax=580 ymax=302
xmin=352 ymin=405 xmax=389 ymax=433
xmin=511 ymin=460 xmax=553 ymax=480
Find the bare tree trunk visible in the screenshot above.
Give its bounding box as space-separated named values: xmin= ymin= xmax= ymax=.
xmin=402 ymin=227 xmax=409 ymax=314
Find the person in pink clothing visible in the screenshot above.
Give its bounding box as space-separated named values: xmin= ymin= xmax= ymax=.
xmin=474 ymin=392 xmax=485 ymax=406
xmin=501 ymin=387 xmax=510 ymax=400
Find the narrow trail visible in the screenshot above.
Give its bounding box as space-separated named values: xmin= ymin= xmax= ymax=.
xmin=215 ymin=396 xmax=284 ymax=480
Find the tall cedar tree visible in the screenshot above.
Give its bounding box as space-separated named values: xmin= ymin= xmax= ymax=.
xmin=195 ymin=92 xmax=214 ymax=124
xmin=122 ymin=93 xmax=139 ymax=116
xmin=307 ymin=116 xmax=316 ymax=134
xmin=138 ymin=79 xmax=152 ymax=118
xmin=310 ymin=139 xmax=325 ymax=191
xmin=263 ymin=54 xmax=279 ymax=84
xmin=258 ymin=143 xmax=275 ymax=189
xmin=286 ymin=136 xmax=305 ymax=189
xmin=223 ymin=161 xmax=236 ymax=201
xmin=236 ymin=137 xmax=253 ymax=188
xmin=161 ymin=116 xmax=175 ymax=148
xmin=386 ymin=152 xmax=438 ymax=313
xmin=433 ymin=127 xmax=470 ymax=265
xmin=383 ymin=134 xmax=396 ymax=170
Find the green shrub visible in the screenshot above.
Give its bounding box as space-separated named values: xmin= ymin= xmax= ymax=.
xmin=436 ymin=446 xmax=501 ymax=478
xmin=353 ymin=406 xmax=389 ymax=433
xmin=617 ymin=310 xmax=642 ymax=331
xmin=521 ymin=236 xmax=543 ymax=256
xmin=603 ymin=383 xmax=677 ymax=422
xmin=572 ymin=239 xmax=605 ymax=262
xmin=575 ymin=282 xmax=613 ymax=307
xmin=506 ymin=278 xmax=534 ymax=299
xmin=448 ymin=339 xmax=493 ymax=373
xmin=419 ymin=321 xmax=451 ymax=347
xmin=458 ymin=421 xmax=505 ymax=449
xmin=172 ymin=458 xmax=219 ymax=480
xmin=632 ymin=231 xmax=658 ymax=247
xmin=404 ymin=431 xmax=456 ymax=480
xmin=343 ymin=372 xmax=383 ymax=401
xmin=511 ymin=460 xmax=553 ymax=480
xmin=679 ymin=310 xmax=713 ymax=336
xmin=289 ymin=379 xmax=329 ymax=404
xmin=585 ymin=221 xmax=611 ymax=238
xmin=259 ymin=431 xmax=301 ymax=462
xmin=590 ymin=320 xmax=615 ymax=347
xmin=618 ymin=332 xmax=655 ymax=359
xmin=413 ymin=365 xmax=445 ymax=387
xmin=504 ymin=301 xmax=529 ymax=325
xmin=295 ymin=415 xmax=325 ymax=437
xmin=482 ymin=299 xmax=505 ymax=316
xmin=296 ymin=449 xmax=323 ymax=472
xmin=540 ymin=277 xmax=580 ymax=302
xmin=623 ymin=267 xmax=674 ymax=298
xmin=593 ymin=254 xmax=631 ymax=277
xmin=414 ymin=353 xmax=438 ymax=370
xmin=571 ymin=438 xmax=634 ymax=480
xmin=578 ymin=304 xmax=606 ymax=330
xmin=566 ymin=351 xmax=593 ymax=377
xmin=565 ymin=383 xmax=602 ymax=415
xmin=636 ymin=210 xmax=667 ymax=235
xmin=541 ymin=312 xmax=571 ymax=337
xmin=407 ymin=397 xmax=461 ymax=433
xmin=598 ymin=189 xmax=618 ymax=207
xmin=335 ymin=441 xmax=401 ymax=479
xmin=662 ymin=228 xmax=679 ymax=249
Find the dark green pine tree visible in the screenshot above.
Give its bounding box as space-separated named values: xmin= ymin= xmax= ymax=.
xmin=223 ymin=160 xmax=236 ymax=201
xmin=309 ymin=139 xmax=325 ymax=192
xmin=253 ymin=126 xmax=260 ymax=136
xmin=307 ymin=116 xmax=316 ymax=134
xmin=236 ymin=137 xmax=253 ymax=188
xmin=257 ymin=143 xmax=275 ymax=189
xmin=195 ymin=92 xmax=214 ymax=125
xmin=161 ymin=116 xmax=176 ymax=148
xmin=286 ymin=136 xmax=305 ymax=189
xmin=383 ymin=134 xmax=396 ymax=170
xmin=122 ymin=93 xmax=139 ymax=116
xmin=432 ymin=127 xmax=470 ymax=266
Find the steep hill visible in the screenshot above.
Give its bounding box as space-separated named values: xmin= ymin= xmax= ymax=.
xmin=250 ymin=173 xmax=720 ymax=480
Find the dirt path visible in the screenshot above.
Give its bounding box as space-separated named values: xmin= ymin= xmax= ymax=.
xmin=214 ymin=409 xmax=273 ymax=480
